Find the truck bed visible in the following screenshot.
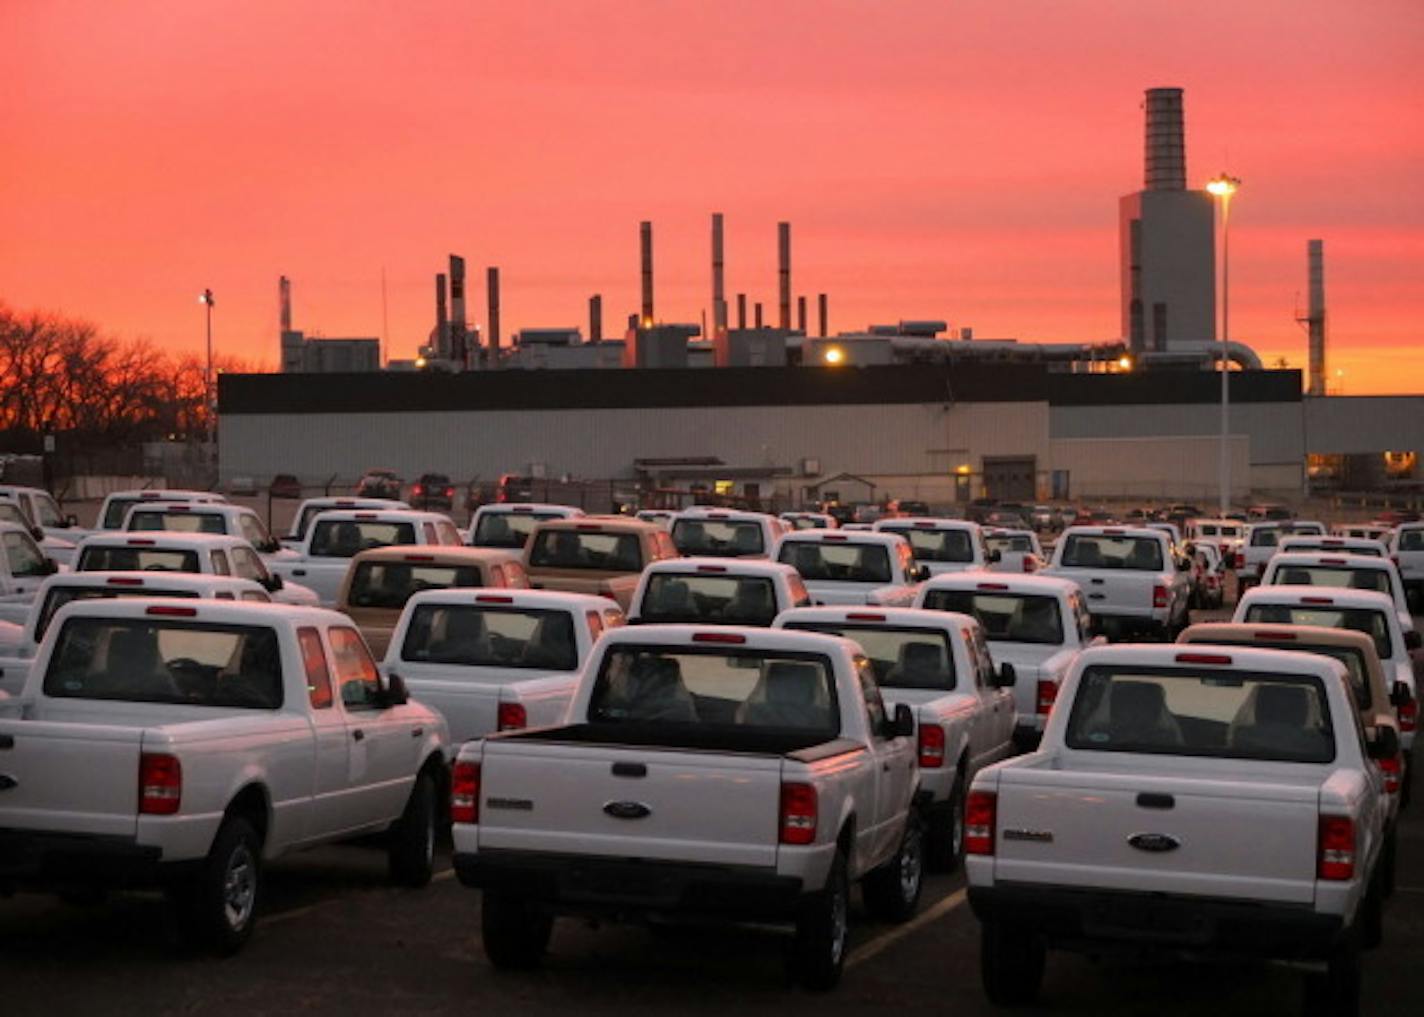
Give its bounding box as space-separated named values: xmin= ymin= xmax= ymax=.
xmin=496 ymin=722 xmax=860 ymax=759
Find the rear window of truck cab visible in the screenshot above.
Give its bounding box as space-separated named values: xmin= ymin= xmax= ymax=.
xmin=782 ymin=622 xmax=956 ymax=691
xmin=44 ymin=617 xmax=283 ymax=709
xmin=1058 ymin=534 xmax=1163 ymax=571
xmin=77 ymin=546 xmax=201 ymax=574
xmin=35 ymin=586 xmax=200 ymax=643
xmin=128 ymin=510 xmax=226 ymax=534
xmin=879 ymin=525 xmax=974 ymax=563
xmin=1400 ymin=530 xmax=1424 ymax=551
xmin=671 ymin=518 xmax=765 ymax=557
xmin=778 ymin=541 xmax=891 ymax=583
xmin=348 ymin=562 xmax=487 ymax=609
xmin=639 ymin=573 xmax=778 ymax=626
xmin=309 ymin=520 xmax=416 ymax=558
xmin=986 ymin=533 xmax=1034 ymax=554
xmin=1270 ymin=564 xmax=1391 ymax=595
xmin=528 ymin=529 xmax=642 ymax=571
xmin=1064 ymin=665 xmax=1335 ymax=764
xmin=473 ymin=511 xmax=561 ymax=549
xmin=400 ymin=604 xmax=578 ymax=671
xmin=1243 ymin=604 xmax=1393 ymax=660
xmin=920 ymin=590 xmax=1064 ymax=646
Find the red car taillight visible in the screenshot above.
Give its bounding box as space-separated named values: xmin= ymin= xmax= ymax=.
xmin=138 ymin=753 xmax=182 ymax=815
xmin=1023 ymin=556 xmax=1037 ymax=573
xmin=1378 ymin=753 xmax=1402 ymax=796
xmin=1399 ymin=697 xmax=1418 ymax=733
xmin=779 ymin=782 xmax=817 ymax=845
xmin=497 ymin=702 xmax=527 ymax=731
xmin=451 ymin=761 xmax=481 ymax=824
xmin=917 ymin=724 xmax=945 ymax=768
xmin=1234 ymin=551 xmax=1245 ymax=569
xmin=1153 ymin=584 xmax=1168 ymax=609
xmin=1317 ymin=815 xmax=1355 ymax=881
xmin=965 ymin=790 xmax=996 ymax=855
xmin=1036 ymin=680 xmax=1058 ymax=715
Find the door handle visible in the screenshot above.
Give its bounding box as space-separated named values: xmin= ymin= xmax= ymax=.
xmin=352 ymin=729 xmax=365 ymax=742
xmin=882 ymin=762 xmax=891 ymax=772
xmin=411 ymin=727 xmax=424 ymax=738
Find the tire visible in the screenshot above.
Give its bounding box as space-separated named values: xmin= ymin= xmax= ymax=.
xmin=388 ymin=772 xmax=437 ymax=888
xmin=863 ymin=814 xmax=924 ymax=923
xmin=481 ymin=892 xmax=553 ymax=970
xmin=791 ymin=850 xmax=849 ymax=991
xmin=175 ymin=816 xmax=262 ymax=956
xmin=1302 ymin=936 xmax=1361 ymax=1017
xmin=981 ymin=920 xmax=1046 ymax=1007
xmin=926 ymin=775 xmax=966 ymax=873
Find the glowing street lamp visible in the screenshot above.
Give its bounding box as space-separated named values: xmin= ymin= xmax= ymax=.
xmin=199 ymin=288 xmax=215 ymax=446
xmin=823 ymin=346 xmax=845 ymax=365
xmin=1207 ymin=172 xmax=1240 ymax=516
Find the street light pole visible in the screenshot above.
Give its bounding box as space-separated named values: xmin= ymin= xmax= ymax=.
xmin=1207 ymin=173 xmax=1240 ymax=517
xmin=200 ymin=288 xmax=214 ymax=449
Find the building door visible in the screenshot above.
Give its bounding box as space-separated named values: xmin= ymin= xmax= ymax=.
xmin=982 ymin=456 xmax=1037 ymax=502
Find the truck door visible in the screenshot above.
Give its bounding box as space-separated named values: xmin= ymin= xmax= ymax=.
xmin=2 ymin=528 xmax=52 ymax=599
xmin=856 ymin=658 xmax=912 ymax=867
xmin=973 ymin=626 xmax=1016 ymax=755
xmin=296 ymin=626 xmax=351 ymax=842
xmin=329 ymin=626 xmax=415 ymax=823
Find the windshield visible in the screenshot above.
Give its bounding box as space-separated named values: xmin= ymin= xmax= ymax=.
xmin=308 ymin=520 xmax=416 ymax=558
xmin=879 ymin=526 xmax=973 ymax=563
xmin=1282 ymin=542 xmax=1382 ymax=558
xmin=348 ymin=562 xmax=487 ymax=610
xmin=589 ymin=645 xmax=839 ymax=734
xmin=528 ymin=530 xmax=642 ymax=571
xmin=77 ymin=546 xmax=201 ymax=573
xmin=1064 ymin=665 xmax=1335 ymax=763
xmin=44 ymin=617 xmax=283 ymax=709
xmin=34 ymin=587 xmax=200 ymax=643
xmin=1250 ymin=528 xmax=1281 ymax=547
xmin=128 ymin=510 xmax=227 ymax=534
xmin=920 ymin=590 xmax=1064 ymax=645
xmin=1270 ymin=564 xmax=1392 ymax=597
xmin=1242 ymin=604 xmax=1393 ymax=660
xmin=784 ymin=623 xmax=954 ymax=690
xmin=399 ymin=604 xmax=578 ymax=670
xmin=1059 ymin=534 xmax=1164 ymax=570
xmin=31 ymin=494 xmax=63 ymax=527
xmin=639 ymin=573 xmax=778 ymax=626
xmin=474 ymin=511 xmax=562 ymax=549
xmin=779 ymin=541 xmax=892 ymax=583
xmin=671 ymin=519 xmax=766 ymax=557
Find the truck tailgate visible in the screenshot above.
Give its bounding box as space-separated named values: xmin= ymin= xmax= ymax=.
xmin=993 ymin=767 xmax=1319 ymax=904
xmin=0 ymin=720 xmax=144 ymax=838
xmin=1058 ymin=569 xmax=1154 ymax=615
xmin=478 ymin=739 xmax=782 ymax=867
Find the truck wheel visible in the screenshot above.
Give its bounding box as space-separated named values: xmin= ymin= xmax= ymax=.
xmin=927 ymin=776 xmax=966 ymax=872
xmin=981 ymin=920 xmax=1045 ymax=1006
xmin=791 ymin=850 xmax=849 ymax=991
xmin=175 ymin=816 xmax=262 ymax=956
xmin=863 ymin=814 xmax=924 ymax=923
xmin=1302 ymin=937 xmax=1361 ymax=1017
xmin=388 ymin=772 xmax=437 ymax=888
xmin=481 ymin=892 xmax=553 ymax=970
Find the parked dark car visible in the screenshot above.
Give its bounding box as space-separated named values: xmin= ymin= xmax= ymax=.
xmin=269 ymin=473 xmax=302 ymax=499
xmin=411 ymin=472 xmax=455 ymax=511
xmin=356 ymin=468 xmax=404 ymax=500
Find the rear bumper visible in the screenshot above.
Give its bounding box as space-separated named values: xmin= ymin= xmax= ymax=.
xmin=968 ymin=883 xmax=1344 ymax=960
xmin=0 ymin=827 xmax=184 ymax=888
xmin=454 ymin=849 xmax=807 ymax=921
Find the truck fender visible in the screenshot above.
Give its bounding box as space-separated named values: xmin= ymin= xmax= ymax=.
xmin=219 ymin=779 xmax=273 ymax=858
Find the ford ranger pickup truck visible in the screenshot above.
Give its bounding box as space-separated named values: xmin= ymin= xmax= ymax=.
xmin=1387 ymin=522 xmax=1424 ymax=612
xmin=774 ymin=530 xmax=926 ymax=607
xmin=0 ymin=522 xmax=63 ymax=626
xmin=1040 ymin=525 xmax=1191 ymax=640
xmin=451 ymin=624 xmax=923 ymax=990
xmin=1261 ymin=551 xmax=1415 ymax=634
xmin=668 ymin=508 xmax=785 ymax=559
xmin=469 ymin=503 xmax=584 ymax=551
xmin=74 ymin=532 xmax=318 ymax=608
xmin=522 ymin=517 xmax=677 ymax=610
xmin=966 ymin=643 xmax=1392 ymax=1016
xmin=629 ymin=558 xmax=810 ymax=626
xmin=282 ymin=497 xmax=412 ymax=547
xmin=0 ymin=496 xmax=78 ymax=566
xmin=872 ymin=517 xmax=993 ymax=576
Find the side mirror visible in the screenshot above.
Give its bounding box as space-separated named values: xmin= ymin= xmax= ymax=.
xmin=40 ymin=557 xmax=59 ymax=576
xmin=1177 ymin=558 xmax=1191 ymax=572
xmin=996 ymin=662 xmax=1017 ymax=688
xmin=262 ymin=573 xmax=285 ymax=592
xmin=987 ymin=549 xmax=1002 ymax=564
xmin=1366 ymin=725 xmax=1400 ymax=762
xmin=64 ymin=514 xmax=79 ymax=528
xmin=1393 ymin=681 xmax=1415 ymax=708
xmin=30 ymin=526 xmax=44 ymax=541
xmin=1406 ymin=631 xmax=1422 ymax=652
xmin=889 ymin=702 xmax=915 ymax=739
xmin=380 ymin=672 xmax=410 ymax=708
xmin=261 ymin=539 xmax=280 ymax=554
xmin=915 ymin=565 xmax=931 ymax=583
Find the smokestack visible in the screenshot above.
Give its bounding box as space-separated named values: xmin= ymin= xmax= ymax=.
xmin=1144 ymin=87 xmax=1186 ymax=191
xmin=589 ymin=294 xmax=603 ymax=343
xmin=817 ymin=293 xmax=828 ymax=337
xmin=435 ymin=273 xmax=448 ymax=354
xmin=778 ymin=222 xmax=792 ymax=329
xmin=278 ymin=276 xmax=292 ymax=332
xmin=449 ymin=255 xmax=468 ymax=365
xmin=486 ymin=266 xmax=501 ymax=355
xmin=737 ymin=293 xmax=747 ymax=330
xmin=754 ymin=302 xmax=763 ymax=329
xmin=711 ymin=213 xmax=727 ymax=339
xmin=797 ymin=295 xmax=807 ymax=333
xmin=639 ymin=221 xmax=654 ymax=326
xmin=1307 ymin=239 xmax=1326 ymax=396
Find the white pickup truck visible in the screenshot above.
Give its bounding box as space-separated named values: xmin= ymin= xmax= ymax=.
xmin=1389 ymin=522 xmax=1424 ymax=612
xmin=915 ymin=573 xmax=1096 ymax=750
xmin=269 ymin=509 xmax=464 ymax=606
xmin=283 ymin=496 xmax=411 ymax=547
xmin=0 ymin=484 xmax=81 ymax=545
xmin=386 ymin=588 xmax=623 ymax=748
xmin=1040 ymin=525 xmax=1191 ymax=640
xmin=469 ymin=503 xmax=584 ymax=551
xmin=0 ymin=599 xmax=449 ymax=953
xmin=966 ymin=643 xmax=1393 ymax=1014
xmin=669 ymin=508 xmax=785 ymax=559
xmin=1237 ymin=521 xmax=1328 ymax=591
xmin=1280 ymin=535 xmax=1388 ymax=559
xmin=123 ymin=502 xmax=295 ymax=563
xmin=983 ymin=527 xmax=1045 ymax=574
xmin=780 ymin=511 xmax=838 ymax=531
xmin=1261 ymin=551 xmax=1415 ymax=634
xmin=74 ymin=531 xmax=318 ymax=607
xmin=774 ymin=606 xmax=1017 ymax=870
xmin=85 ymin=488 xmax=227 ymax=538
xmin=0 ymin=522 xmax=64 ymax=627
xmin=451 ymin=624 xmax=924 ymax=989
xmin=872 ymin=517 xmax=992 ymax=575
xmin=774 ymin=530 xmax=926 ymax=607
xmin=629 ymin=558 xmax=810 ymax=626
xmin=0 ymin=494 xmax=78 ymax=565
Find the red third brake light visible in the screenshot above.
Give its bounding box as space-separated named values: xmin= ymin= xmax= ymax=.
xmin=847 ymin=612 xmax=886 ymax=621
xmin=476 ymin=594 xmax=514 ymax=604
xmin=1300 ymin=596 xmax=1335 ymax=605
xmin=696 ymin=564 xmax=728 ymax=573
xmin=917 ymin=724 xmax=945 ymax=768
xmin=450 ymin=761 xmax=481 ymax=824
xmin=126 ymin=538 xmax=156 ymax=546
xmin=977 ymin=582 xmax=1009 ymax=591
xmin=138 ymin=753 xmax=182 ymax=815
xmin=106 ymin=576 xmax=144 ymax=586
xmin=1176 ymin=652 xmax=1232 ymax=665
xmin=692 ymin=631 xmax=746 ymax=644
xmin=146 ymin=605 xmax=197 ymax=617
xmin=497 ymin=703 xmax=527 ymax=731
xmin=1254 ymin=630 xmax=1297 ymax=641
xmin=965 ymin=790 xmax=996 ymax=855
xmin=779 ymin=782 xmax=817 ymax=845
xmin=1317 ymin=815 xmax=1356 ymax=880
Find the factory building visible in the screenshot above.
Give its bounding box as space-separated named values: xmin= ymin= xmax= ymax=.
xmin=276 ymin=276 xmax=381 ymax=373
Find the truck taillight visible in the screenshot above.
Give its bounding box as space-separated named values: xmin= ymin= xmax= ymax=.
xmin=965 ymin=790 xmax=996 ymax=855
xmin=1398 ymin=697 xmax=1418 ymax=733
xmin=1234 ymin=551 xmax=1245 ymax=569
xmin=451 ymin=761 xmax=481 ymax=824
xmin=1152 ymin=585 xmax=1168 ymax=609
xmin=138 ymin=753 xmax=182 ymax=815
xmin=1317 ymin=815 xmax=1355 ymax=881
xmin=1378 ymin=753 xmax=1402 ymax=795
xmin=1036 ymin=680 xmax=1057 ymax=715
xmin=497 ymin=703 xmax=527 ymax=731
xmin=917 ymin=724 xmax=945 ymax=768
xmin=779 ymin=782 xmax=817 ymax=845
xmin=1023 ymin=556 xmax=1037 ymax=573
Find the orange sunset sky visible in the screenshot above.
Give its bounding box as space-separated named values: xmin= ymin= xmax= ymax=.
xmin=3 ymin=1 xmax=1421 ymax=392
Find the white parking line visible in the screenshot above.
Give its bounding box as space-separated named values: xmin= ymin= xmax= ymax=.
xmin=845 ymin=888 xmax=967 ymax=969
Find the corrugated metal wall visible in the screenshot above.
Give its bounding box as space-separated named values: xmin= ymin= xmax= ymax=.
xmin=1304 ymin=396 xmax=1424 ymax=455
xmin=1050 ymin=435 xmax=1252 ymax=500
xmin=1050 ymin=401 xmax=1303 ymax=466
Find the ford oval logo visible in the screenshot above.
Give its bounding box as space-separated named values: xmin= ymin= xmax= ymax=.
xmin=1128 ymin=832 xmax=1180 ymax=853
xmin=603 ymin=801 xmax=652 ymax=820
